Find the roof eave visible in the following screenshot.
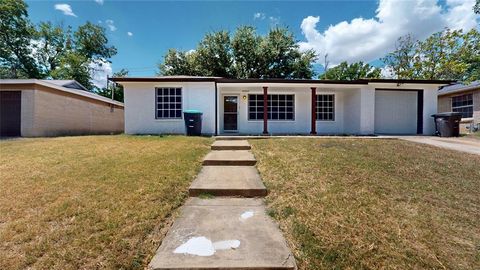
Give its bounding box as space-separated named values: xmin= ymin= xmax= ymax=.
xmin=110 ymin=77 xmax=456 ymax=85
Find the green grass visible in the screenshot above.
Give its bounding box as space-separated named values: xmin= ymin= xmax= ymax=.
xmin=0 ymin=135 xmax=211 ymax=270
xmin=251 ymin=138 xmax=480 ymax=270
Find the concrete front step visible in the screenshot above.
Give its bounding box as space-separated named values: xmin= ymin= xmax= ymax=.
xmin=203 ymin=150 xmax=256 ymax=166
xmin=148 ymin=198 xmax=296 ymax=270
xmin=215 ymin=136 xmax=269 ymax=141
xmin=211 ymin=140 xmax=251 ymax=150
xmin=189 ymin=166 xmax=267 ymax=197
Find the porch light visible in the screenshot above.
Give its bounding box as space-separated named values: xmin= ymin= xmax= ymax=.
xmin=242 ymin=95 xmax=247 ymax=101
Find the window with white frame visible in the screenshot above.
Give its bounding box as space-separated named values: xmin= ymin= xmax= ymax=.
xmin=452 ymin=93 xmax=473 ymax=118
xmin=156 ymin=87 xmax=182 ymax=119
xmin=248 ymin=94 xmax=295 ymax=120
xmin=316 ymin=94 xmax=335 ymax=121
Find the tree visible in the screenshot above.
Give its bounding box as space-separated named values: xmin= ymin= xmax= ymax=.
xmin=475 ymin=0 xmax=479 ymax=14
xmin=34 ymin=22 xmax=67 ymax=75
xmin=96 ymin=69 xmax=128 ymax=102
xmin=381 ymin=34 xmax=417 ymax=79
xmin=49 ymin=22 xmax=117 ymax=90
xmin=231 ymin=26 xmax=262 ymax=78
xmin=158 ymin=49 xmax=201 ymax=76
xmin=0 ymin=0 xmax=118 ymax=89
xmin=0 ymin=0 xmax=39 ymax=78
xmin=50 ymin=52 xmax=92 ymax=89
xmin=195 ymin=31 xmax=233 ymax=77
xmin=158 ymin=26 xmax=317 ymax=79
xmin=74 ymin=22 xmax=117 ymax=61
xmin=320 ymin=61 xmax=381 ymax=80
xmin=382 ymin=29 xmax=480 ymax=82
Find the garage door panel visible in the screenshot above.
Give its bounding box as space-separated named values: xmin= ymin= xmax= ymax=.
xmin=375 ymin=90 xmax=417 ymax=135
xmin=0 ymin=91 xmax=22 ymax=137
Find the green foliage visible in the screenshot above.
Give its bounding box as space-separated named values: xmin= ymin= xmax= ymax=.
xmin=74 ymin=22 xmax=117 ymax=60
xmin=50 ymin=52 xmax=92 ymax=89
xmin=382 ymin=29 xmax=480 ymax=82
xmin=95 ymin=69 xmax=128 ymax=102
xmin=159 ymin=49 xmax=201 ymax=76
xmin=232 ymin=26 xmax=262 ymax=78
xmin=196 ymin=31 xmax=233 ymax=77
xmin=0 ymin=0 xmax=39 ymax=78
xmin=475 ymin=0 xmax=479 ymax=14
xmin=381 ymin=35 xmax=417 ymax=79
xmin=0 ymin=0 xmax=117 ymax=90
xmin=320 ymin=61 xmax=381 ymax=80
xmin=159 ymin=26 xmax=317 ymax=79
xmin=34 ymin=22 xmax=67 ymax=75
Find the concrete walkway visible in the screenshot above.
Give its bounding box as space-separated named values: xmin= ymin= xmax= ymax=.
xmin=148 ymin=140 xmax=295 ymax=269
xmin=399 ymin=136 xmax=480 ymax=155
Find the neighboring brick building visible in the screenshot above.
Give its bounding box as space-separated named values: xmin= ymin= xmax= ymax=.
xmin=438 ymin=81 xmax=480 ymax=132
xmin=0 ymin=79 xmax=124 ymax=137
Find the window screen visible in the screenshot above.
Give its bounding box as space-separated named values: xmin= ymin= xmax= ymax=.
xmin=316 ymin=94 xmax=335 ymax=121
xmin=248 ymin=94 xmax=294 ymax=120
xmin=452 ymin=94 xmax=473 ymax=118
xmin=156 ymin=87 xmax=182 ymax=119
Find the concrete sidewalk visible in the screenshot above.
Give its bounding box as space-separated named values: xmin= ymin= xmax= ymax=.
xmin=148 ymin=139 xmax=295 ymax=269
xmin=399 ymin=136 xmax=480 ymax=155
xmin=148 ymin=198 xmax=295 ymax=269
xmin=189 ymin=166 xmax=267 ymax=197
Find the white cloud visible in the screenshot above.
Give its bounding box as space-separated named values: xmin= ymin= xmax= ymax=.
xmin=380 ymin=66 xmax=395 ymax=79
xmin=254 ymin=12 xmax=266 ymax=20
xmin=127 ymin=31 xmax=133 ymax=37
xmin=94 ymin=0 xmax=104 ymax=5
xmin=269 ymin=16 xmax=280 ymax=25
xmin=298 ymin=0 xmax=479 ymax=65
xmin=105 ymin=19 xmax=116 ymax=31
xmin=89 ymin=60 xmax=112 ymax=89
xmin=54 ymin=4 xmax=77 ymax=17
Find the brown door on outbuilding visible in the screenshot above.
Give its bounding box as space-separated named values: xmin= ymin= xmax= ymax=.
xmin=0 ymin=91 xmax=22 ymax=137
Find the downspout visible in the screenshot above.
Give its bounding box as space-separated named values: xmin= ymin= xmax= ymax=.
xmin=215 ymin=81 xmax=218 ymax=136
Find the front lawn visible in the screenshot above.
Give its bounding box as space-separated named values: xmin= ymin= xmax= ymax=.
xmin=251 ymin=138 xmax=480 ymax=269
xmin=0 ymin=135 xmax=211 ymax=269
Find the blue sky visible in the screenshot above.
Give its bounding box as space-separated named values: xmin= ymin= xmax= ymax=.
xmin=26 ymin=0 xmax=478 ymax=84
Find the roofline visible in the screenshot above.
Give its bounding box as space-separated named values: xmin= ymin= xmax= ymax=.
xmin=0 ymin=79 xmax=124 ymax=107
xmin=438 ymin=84 xmax=480 ymax=96
xmin=110 ymin=77 xmax=455 ymax=85
xmin=216 ymin=78 xmax=367 ymax=84
xmin=110 ymin=77 xmax=218 ymax=82
xmin=366 ymin=78 xmax=455 ymax=84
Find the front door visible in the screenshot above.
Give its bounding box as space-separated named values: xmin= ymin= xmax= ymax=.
xmin=223 ymin=96 xmax=238 ymax=132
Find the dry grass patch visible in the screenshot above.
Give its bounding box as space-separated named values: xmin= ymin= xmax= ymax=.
xmin=251 ymin=138 xmax=480 ymax=270
xmin=0 ymin=135 xmax=211 ymax=269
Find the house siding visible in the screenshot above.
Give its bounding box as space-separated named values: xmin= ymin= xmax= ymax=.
xmin=123 ymin=81 xmax=216 ymax=135
xmin=120 ymin=80 xmax=442 ymax=136
xmin=0 ymin=84 xmax=124 ymax=137
xmin=438 ymin=89 xmax=480 ymax=125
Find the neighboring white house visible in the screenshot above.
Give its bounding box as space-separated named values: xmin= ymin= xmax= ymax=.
xmin=111 ymin=76 xmax=452 ymax=136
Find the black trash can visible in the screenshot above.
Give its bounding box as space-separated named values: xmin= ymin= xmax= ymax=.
xmin=431 ymin=112 xmax=462 ymax=137
xmin=183 ymin=110 xmax=203 ymax=136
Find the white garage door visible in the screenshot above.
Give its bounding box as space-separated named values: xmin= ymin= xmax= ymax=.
xmin=375 ymin=90 xmax=418 ymax=134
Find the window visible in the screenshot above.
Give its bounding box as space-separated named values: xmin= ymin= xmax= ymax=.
xmin=248 ymin=94 xmax=294 ymax=120
xmin=452 ymin=93 xmax=473 ymax=118
xmin=156 ymin=87 xmax=182 ymax=119
xmin=316 ymin=94 xmax=335 ymax=121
